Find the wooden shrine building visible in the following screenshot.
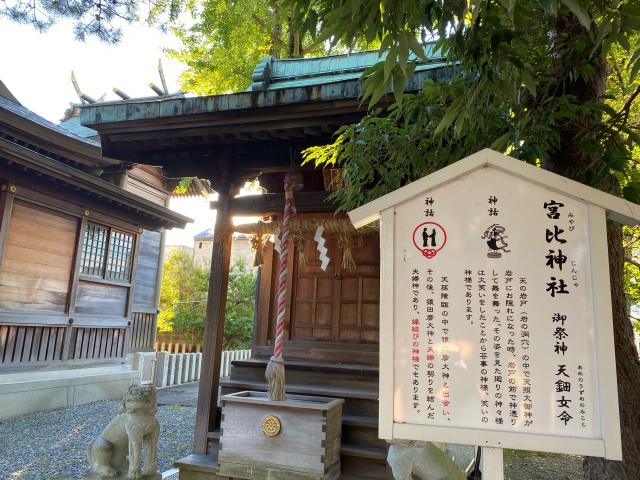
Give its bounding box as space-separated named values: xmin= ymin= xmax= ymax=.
xmin=81 ymin=47 xmax=452 ymax=479
xmin=0 ymin=81 xmax=189 ymax=371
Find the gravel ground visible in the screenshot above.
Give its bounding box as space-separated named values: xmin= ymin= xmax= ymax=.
xmin=504 ymin=449 xmax=583 ymax=480
xmin=0 ymin=383 xmax=583 ymax=480
xmin=0 ymin=397 xmax=195 ymax=480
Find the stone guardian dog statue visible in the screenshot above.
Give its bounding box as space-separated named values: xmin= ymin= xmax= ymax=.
xmin=387 ymin=440 xmax=474 ymax=480
xmin=85 ymin=384 xmax=161 ymax=480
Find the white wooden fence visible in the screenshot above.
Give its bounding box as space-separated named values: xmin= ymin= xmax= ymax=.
xmin=152 ymin=349 xmax=251 ymax=388
xmin=220 ymin=349 xmax=251 ymax=377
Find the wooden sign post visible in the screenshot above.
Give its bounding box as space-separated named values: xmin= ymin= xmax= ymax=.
xmin=348 ymin=149 xmax=639 ymax=478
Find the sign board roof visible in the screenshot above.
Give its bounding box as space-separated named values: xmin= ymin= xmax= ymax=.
xmin=349 ymin=148 xmax=640 ymax=228
xmin=349 ymin=149 xmax=630 ymax=460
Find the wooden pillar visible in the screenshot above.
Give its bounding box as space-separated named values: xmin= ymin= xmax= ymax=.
xmin=193 ymin=179 xmax=234 ymax=453
xmin=152 ymin=198 xmax=170 ymax=349
xmin=0 ymin=184 xmax=15 ymax=271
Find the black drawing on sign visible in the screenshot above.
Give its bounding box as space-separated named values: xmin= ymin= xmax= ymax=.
xmin=481 ymin=224 xmax=511 ymax=258
xmin=422 ymin=228 xmax=437 ymax=247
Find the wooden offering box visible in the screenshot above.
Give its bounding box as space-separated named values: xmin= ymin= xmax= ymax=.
xmin=219 ymin=391 xmax=344 ymax=480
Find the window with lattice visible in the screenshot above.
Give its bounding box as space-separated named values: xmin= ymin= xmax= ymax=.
xmin=80 ymin=223 xmax=135 ymax=282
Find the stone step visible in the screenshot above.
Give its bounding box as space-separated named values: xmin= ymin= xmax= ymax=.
xmin=177 ymin=445 xmax=388 ymax=480
xmin=341 ymin=452 xmax=389 ymax=479
xmin=341 ymin=444 xmax=387 ymax=461
xmin=342 ymin=419 xmax=387 ymax=450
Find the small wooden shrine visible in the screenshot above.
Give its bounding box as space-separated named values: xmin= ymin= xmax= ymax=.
xmin=81 ymin=46 xmax=452 ymax=479
xmin=0 ymin=80 xmax=189 ymax=370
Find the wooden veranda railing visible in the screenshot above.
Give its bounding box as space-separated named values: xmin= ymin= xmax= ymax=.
xmin=0 ymin=311 xmax=157 ymax=366
xmin=0 ymin=322 xmax=128 ymax=365
xmin=128 ymin=311 xmax=157 ymax=352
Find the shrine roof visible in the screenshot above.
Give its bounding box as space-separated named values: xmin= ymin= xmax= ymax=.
xmin=348 ymin=149 xmax=640 ymax=228
xmin=0 ymin=96 xmax=102 ymax=149
xmin=77 ymin=45 xmax=454 ymax=179
xmin=80 ymin=44 xmax=450 ymax=128
xmin=247 ymin=43 xmax=446 ymax=91
xmin=59 ymin=108 xmax=100 ymax=140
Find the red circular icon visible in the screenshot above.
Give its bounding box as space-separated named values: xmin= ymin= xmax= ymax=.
xmin=412 ymin=222 xmax=447 ymax=259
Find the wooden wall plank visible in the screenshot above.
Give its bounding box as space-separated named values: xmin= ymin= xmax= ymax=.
xmin=0 ymin=189 xmax=15 ymax=272
xmin=0 ymin=202 xmax=77 ymax=313
xmin=132 ymin=231 xmax=161 ymax=308
xmin=13 ymin=326 xmax=26 ymax=362
xmin=0 ymin=325 xmax=8 ymax=360
xmin=255 ymin=243 xmax=274 ymax=347
xmin=0 ymin=271 xmax=70 ymax=294
xmin=3 ymin=325 xmax=16 ymax=362
xmin=4 ymin=244 xmax=72 ymax=269
xmin=99 ymin=329 xmax=109 ymax=358
xmin=74 ymin=282 xmax=128 ymax=317
xmin=73 ymin=328 xmax=83 ymax=359
xmin=11 ymin=203 xmax=77 ymax=232
xmin=31 ymin=326 xmax=42 ymax=361
xmin=88 ymin=328 xmax=97 ymax=359
xmin=1 ymin=258 xmax=72 ymax=282
xmin=38 ymin=327 xmax=50 ymax=361
xmin=116 ymin=328 xmax=125 ymax=356
xmin=53 ymin=327 xmax=67 ymax=360
xmin=105 ymin=328 xmax=114 ymax=358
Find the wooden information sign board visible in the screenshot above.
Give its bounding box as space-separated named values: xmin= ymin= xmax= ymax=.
xmin=348 ymin=150 xmax=638 ymax=475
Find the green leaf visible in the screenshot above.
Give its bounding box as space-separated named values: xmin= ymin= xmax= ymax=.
xmin=490 ymin=132 xmax=511 ymax=151
xmin=560 ymin=0 xmax=591 ymax=29
xmin=384 ymin=46 xmax=397 ymax=82
xmin=392 ymin=68 xmax=405 ymax=104
xmin=398 ymin=32 xmax=409 ymax=75
xmin=500 ymin=0 xmax=516 ymax=22
xmin=623 ymin=184 xmax=640 ymax=204
xmin=435 ymin=97 xmax=463 ymax=135
xmin=629 ymin=48 xmax=640 ymax=82
xmin=407 ymin=33 xmax=428 ymax=61
xmin=520 ymin=70 xmax=537 ymax=96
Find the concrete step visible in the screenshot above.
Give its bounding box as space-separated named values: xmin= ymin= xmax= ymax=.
xmin=177 ymin=445 xmax=388 ymax=480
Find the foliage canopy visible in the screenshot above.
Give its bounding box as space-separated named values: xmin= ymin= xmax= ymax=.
xmin=290 ymin=1 xmax=640 ymax=475
xmin=159 ymin=248 xmax=256 ymax=349
xmin=166 ymin=0 xmax=326 ymax=94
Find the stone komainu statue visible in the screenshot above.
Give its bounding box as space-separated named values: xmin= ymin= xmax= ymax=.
xmin=86 ymin=384 xmax=160 ymax=480
xmin=387 ymin=440 xmax=475 ymax=480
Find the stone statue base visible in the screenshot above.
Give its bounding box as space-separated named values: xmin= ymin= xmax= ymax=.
xmin=83 ymin=471 xmax=161 ymax=480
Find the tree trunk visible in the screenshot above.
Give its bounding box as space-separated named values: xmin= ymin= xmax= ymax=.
xmin=581 ymin=225 xmax=640 ymax=478
xmin=543 ymin=22 xmax=640 ymax=477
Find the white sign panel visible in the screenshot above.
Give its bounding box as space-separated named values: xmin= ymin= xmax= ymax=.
xmin=349 ymin=150 xmax=628 ymax=460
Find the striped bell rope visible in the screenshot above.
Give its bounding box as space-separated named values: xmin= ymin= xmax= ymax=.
xmin=265 ymin=176 xmax=297 ymax=401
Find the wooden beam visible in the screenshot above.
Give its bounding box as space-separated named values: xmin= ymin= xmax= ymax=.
xmin=193 ymin=177 xmax=235 ymax=454
xmin=255 ymin=242 xmax=274 ymax=347
xmin=67 ymin=215 xmax=86 ymax=316
xmin=0 ymin=184 xmax=14 ymax=272
xmin=212 ymin=191 xmax=336 ymax=216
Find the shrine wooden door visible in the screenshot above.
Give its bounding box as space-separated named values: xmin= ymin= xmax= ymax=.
xmin=290 ymin=231 xmax=380 ymax=345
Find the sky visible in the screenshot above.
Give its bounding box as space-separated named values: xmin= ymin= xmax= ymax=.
xmin=0 ymin=18 xmax=186 ymax=122
xmin=0 ymin=16 xmax=212 ymax=247
xmin=0 ymin=17 xmax=260 ymax=247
